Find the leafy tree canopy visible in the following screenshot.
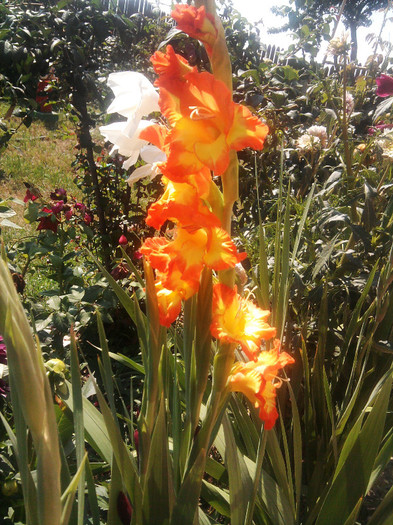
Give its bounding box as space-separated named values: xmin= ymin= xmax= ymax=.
xmin=273 ymin=0 xmax=389 ymax=61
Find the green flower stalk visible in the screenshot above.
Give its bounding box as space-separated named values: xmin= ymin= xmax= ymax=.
xmin=0 ymin=256 xmax=62 ymax=525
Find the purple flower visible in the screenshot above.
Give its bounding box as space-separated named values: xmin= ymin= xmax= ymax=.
xmin=368 ymin=123 xmax=393 ymax=135
xmin=0 ymin=335 xmax=9 ymax=399
xmin=376 ymin=74 xmax=393 ymax=98
xmin=50 ymin=188 xmax=67 ymax=203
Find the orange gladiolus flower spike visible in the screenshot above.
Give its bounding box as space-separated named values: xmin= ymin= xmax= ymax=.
xmin=211 ymin=284 xmax=276 ymax=360
xmin=146 ymin=176 xmax=221 ymax=231
xmin=154 ymin=50 xmax=269 ymax=176
xmin=228 ymin=340 xmax=295 ymax=430
xmin=171 ymin=4 xmax=218 ymax=55
xmin=155 ymin=280 xmax=184 ymax=327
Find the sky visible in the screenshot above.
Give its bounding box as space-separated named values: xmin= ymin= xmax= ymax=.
xmin=229 ymin=0 xmax=392 ymax=64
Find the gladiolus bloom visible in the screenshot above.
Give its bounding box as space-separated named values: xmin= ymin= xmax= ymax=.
xmin=152 ymin=47 xmax=269 ymax=177
xmin=155 ymin=281 xmax=184 ymax=327
xmin=376 ymin=74 xmax=393 ymax=97
xmin=142 ymin=228 xmax=245 ymax=282
xmin=146 ymin=176 xmax=220 ymax=230
xmin=228 ymin=340 xmax=295 ymax=429
xmin=211 ymin=284 xmax=276 ymax=360
xmin=141 ymin=229 xmax=246 ymax=325
xmin=106 ymin=72 xmax=159 ymax=134
xmin=171 ymin=4 xmax=218 ymax=55
xmin=150 ymin=45 xmax=196 ymax=81
xmin=100 ymin=72 xmax=163 ymax=172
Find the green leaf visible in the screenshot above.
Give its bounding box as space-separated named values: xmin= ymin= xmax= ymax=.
xmin=201 ymin=480 xmax=231 ymax=517
xmin=281 ymin=65 xmax=299 ymax=81
xmin=311 ymin=234 xmax=339 ymax=280
xmin=374 ymin=96 xmax=393 ymax=121
xmin=96 ymin=311 xmax=117 ymax=418
xmin=56 ymin=380 xmax=113 ymax=465
xmin=170 ymin=448 xmax=206 ymax=525
xmin=92 ymin=252 xmax=137 ymax=324
xmin=94 ymin=382 xmax=143 ymax=524
xmin=142 ymin=397 xmax=174 ymax=524
xmin=287 ymin=382 xmax=302 ymax=521
xmin=61 ymin=453 xmax=88 ymax=525
xmin=85 ymin=460 xmax=101 ymax=525
xmin=107 ymin=351 xmax=145 ymax=375
xmin=368 ymin=483 xmax=393 ymax=525
xmin=107 ymin=458 xmax=124 ymax=525
xmin=244 ymin=457 xmax=294 ymax=525
xmin=193 ymin=268 xmax=213 ymax=429
xmin=222 ymin=413 xmax=253 ymax=525
xmin=315 ymin=372 xmax=393 ymax=524
xmin=70 ymin=329 xmax=85 ymax=525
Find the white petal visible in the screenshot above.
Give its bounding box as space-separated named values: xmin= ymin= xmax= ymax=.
xmin=126 ymin=164 xmax=155 ymax=184
xmin=140 ymin=144 xmax=166 ymax=164
xmin=106 ymin=71 xmax=159 ymax=119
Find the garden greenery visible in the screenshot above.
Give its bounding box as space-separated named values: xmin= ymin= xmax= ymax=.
xmin=1 ymin=0 xmax=393 ymax=524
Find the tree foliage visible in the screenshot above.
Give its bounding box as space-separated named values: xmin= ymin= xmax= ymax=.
xmin=274 ymin=0 xmax=389 ymax=60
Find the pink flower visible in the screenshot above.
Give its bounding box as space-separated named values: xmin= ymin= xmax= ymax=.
xmin=0 ymin=335 xmax=9 ymax=398
xmin=376 ymin=74 xmax=393 ymax=97
xmin=51 ymin=201 xmax=65 ymax=214
xmin=74 ymin=202 xmax=86 ymax=212
xmin=119 ymin=234 xmax=128 ymax=246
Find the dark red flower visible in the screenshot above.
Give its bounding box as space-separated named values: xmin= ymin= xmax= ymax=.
xmin=117 ymin=492 xmax=132 ymax=525
xmin=119 ymin=234 xmax=128 ymax=246
xmin=37 ymin=207 xmax=59 ymax=233
xmin=133 ymin=429 xmax=139 ymax=454
xmin=376 ymin=74 xmax=393 ymax=97
xmin=23 ymin=189 xmax=39 ymax=202
xmin=110 ymin=263 xmax=130 ymax=280
xmin=84 ymin=213 xmax=93 ymax=225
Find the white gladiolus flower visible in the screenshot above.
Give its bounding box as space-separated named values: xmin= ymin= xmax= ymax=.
xmin=100 ymin=120 xmax=153 ymax=169
xmin=100 ymin=71 xmax=166 ymax=178
xmin=106 ymin=71 xmax=159 ymax=136
xmin=126 ymin=145 xmax=166 ymax=185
